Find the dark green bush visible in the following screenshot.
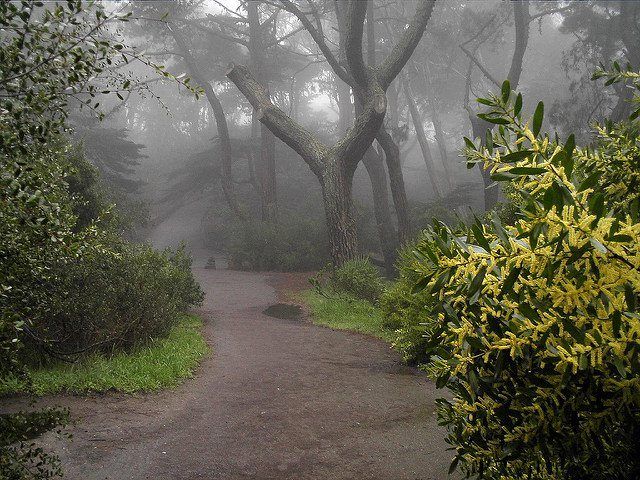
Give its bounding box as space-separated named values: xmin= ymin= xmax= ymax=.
xmin=329 ymin=257 xmax=385 ymax=304
xmin=227 ymin=217 xmax=330 ymax=271
xmin=26 ymin=241 xmax=204 ymax=360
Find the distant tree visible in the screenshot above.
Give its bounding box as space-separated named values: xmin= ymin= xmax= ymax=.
xmin=228 ymin=0 xmax=435 ymax=265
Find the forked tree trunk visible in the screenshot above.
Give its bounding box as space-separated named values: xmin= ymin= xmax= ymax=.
xmin=343 ymin=78 xmax=396 ymax=274
xmin=229 ymin=0 xmax=435 ymax=266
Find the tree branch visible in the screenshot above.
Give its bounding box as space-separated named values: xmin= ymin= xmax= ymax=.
xmin=344 ymin=0 xmax=369 ymax=87
xmin=278 ymin=0 xmax=356 ymax=87
xmin=377 ymin=0 xmax=436 ymax=89
xmin=460 ymin=44 xmax=500 ymax=88
xmin=184 ymin=19 xmax=249 ymax=47
xmin=506 ymin=0 xmax=530 ymax=89
xmin=330 ymin=81 xmax=387 ymax=173
xmin=226 ymin=63 xmax=327 ymax=175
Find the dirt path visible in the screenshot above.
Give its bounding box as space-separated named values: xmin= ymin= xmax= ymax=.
xmin=12 ymin=268 xmax=454 ymax=480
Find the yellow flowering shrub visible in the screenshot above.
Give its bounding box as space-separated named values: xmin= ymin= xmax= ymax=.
xmin=411 ymin=72 xmax=640 ymax=479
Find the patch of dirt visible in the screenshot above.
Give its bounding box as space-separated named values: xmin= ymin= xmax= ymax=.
xmin=268 ymin=271 xmax=316 ymax=302
xmin=1 ymin=269 xmax=455 ymax=480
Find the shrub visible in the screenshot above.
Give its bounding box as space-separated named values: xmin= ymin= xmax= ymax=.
xmin=227 ymin=217 xmax=330 ymax=271
xmin=26 ymin=240 xmax=204 ymax=359
xmin=320 ymin=257 xmax=384 ymax=304
xmin=406 ymin=75 xmax=640 ymax=479
xmin=379 ymin=244 xmax=438 ymax=363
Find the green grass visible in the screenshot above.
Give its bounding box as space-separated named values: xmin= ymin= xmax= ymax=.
xmin=301 ymin=289 xmax=395 ymax=342
xmin=1 ymin=315 xmax=209 ymax=395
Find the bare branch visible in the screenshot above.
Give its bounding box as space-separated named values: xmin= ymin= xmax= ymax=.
xmin=278 ymin=0 xmax=356 ymax=87
xmin=377 ymin=0 xmax=436 ymax=89
xmin=226 ymin=63 xmax=327 ymax=175
xmin=460 ymin=44 xmax=500 ymax=88
xmin=528 ymin=5 xmax=572 ymax=22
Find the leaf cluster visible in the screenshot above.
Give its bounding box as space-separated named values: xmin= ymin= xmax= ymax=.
xmin=409 ymin=76 xmax=640 ymax=479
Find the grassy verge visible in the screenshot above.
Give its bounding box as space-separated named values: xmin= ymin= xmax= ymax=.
xmin=1 ymin=314 xmax=209 ymax=395
xmin=300 ymin=290 xmax=395 ymax=342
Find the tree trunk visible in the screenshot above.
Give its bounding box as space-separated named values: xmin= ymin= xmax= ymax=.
xmin=422 ymin=67 xmax=453 ymax=189
xmin=321 ymin=161 xmax=358 ymax=266
xmin=248 ymin=1 xmax=278 ymax=223
xmin=362 ymin=147 xmax=396 ymax=275
xmin=228 ymin=0 xmax=435 ymax=267
xmin=170 ymin=28 xmax=244 ymax=220
xmin=260 ymin=122 xmax=277 ymax=221
xmin=341 ymin=77 xmax=396 ymax=274
xmin=377 ymin=128 xmax=411 ymax=244
xmin=366 ymin=2 xmax=410 ymax=246
xmin=403 ymin=78 xmax=442 ymax=199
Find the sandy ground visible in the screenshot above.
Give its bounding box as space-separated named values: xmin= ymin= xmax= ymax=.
xmin=2 ymin=268 xmax=454 ymax=480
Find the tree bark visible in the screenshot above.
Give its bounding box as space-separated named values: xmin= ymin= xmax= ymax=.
xmin=321 ymin=160 xmax=358 ymax=265
xmin=362 ymin=148 xmax=396 ymax=275
xmin=376 ymin=128 xmax=410 ymax=244
xmin=366 ymin=1 xmax=410 ymax=245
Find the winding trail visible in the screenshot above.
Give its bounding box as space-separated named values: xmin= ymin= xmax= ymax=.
xmin=15 ymin=268 xmax=453 ymax=479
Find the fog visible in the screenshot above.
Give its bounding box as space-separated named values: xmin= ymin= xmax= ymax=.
xmin=77 ymin=0 xmax=628 ymax=269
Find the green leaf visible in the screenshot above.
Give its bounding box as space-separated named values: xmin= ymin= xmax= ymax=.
xmin=578 ymin=172 xmax=599 ymax=192
xmin=562 ymin=318 xmax=585 ymax=342
xmin=472 ymin=221 xmax=491 ymax=253
xmin=508 ymin=166 xmax=547 ymax=176
xmin=501 ymin=150 xmax=534 ymax=163
xmin=625 ymin=283 xmax=637 ymax=311
xmin=448 ymin=456 xmax=460 ymax=475
xmin=514 ymin=93 xmax=523 ymax=117
xmin=490 ymin=172 xmax=517 ymax=181
xmin=565 ymin=133 xmax=575 ymax=157
xmin=532 ymin=101 xmax=544 ymax=137
xmin=501 ymin=80 xmax=511 ymax=103
xmin=411 ymin=276 xmax=431 ymax=294
xmin=610 ymin=234 xmax=632 ymax=242
xmin=484 ymin=128 xmax=493 ymax=151
xmin=463 ymin=137 xmax=476 ymax=150
xmin=499 ymin=267 xmax=521 ymax=297
xmin=478 ymin=113 xmax=511 ymax=125
xmin=467 ymin=266 xmax=487 ymax=302
xmin=613 ymin=356 xmax=626 ymax=378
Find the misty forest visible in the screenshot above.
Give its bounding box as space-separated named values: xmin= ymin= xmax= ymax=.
xmin=1 ymin=0 xmax=640 ymax=479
